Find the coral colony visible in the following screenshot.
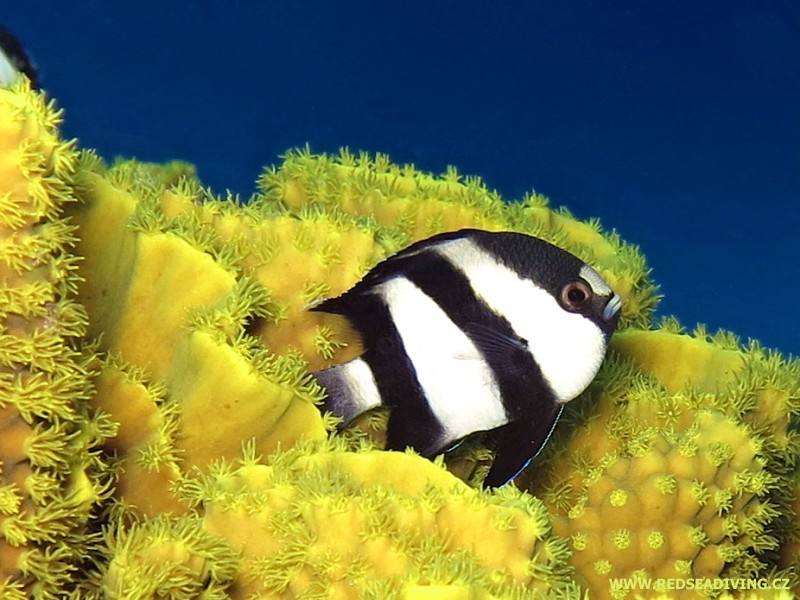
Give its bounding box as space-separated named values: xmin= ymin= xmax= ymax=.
xmin=1 ymin=80 xmax=798 ymax=599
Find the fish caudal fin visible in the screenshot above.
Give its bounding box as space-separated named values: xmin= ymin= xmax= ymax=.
xmin=482 ymin=404 xmax=563 ymax=488
xmin=313 ymin=357 xmax=383 ymax=428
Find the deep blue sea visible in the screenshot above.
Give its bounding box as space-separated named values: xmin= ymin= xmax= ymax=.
xmin=7 ymin=1 xmax=799 ymax=356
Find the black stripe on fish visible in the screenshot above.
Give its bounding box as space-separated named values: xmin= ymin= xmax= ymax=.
xmin=395 ymin=249 xmax=556 ymax=422
xmin=395 ymin=248 xmax=563 ymax=487
xmin=315 ymin=285 xmax=448 ymax=456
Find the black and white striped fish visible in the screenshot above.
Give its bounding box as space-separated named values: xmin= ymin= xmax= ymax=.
xmin=312 ymin=228 xmax=622 ymax=487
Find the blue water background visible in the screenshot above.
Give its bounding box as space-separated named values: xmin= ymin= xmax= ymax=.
xmin=8 ymin=2 xmax=799 ymax=356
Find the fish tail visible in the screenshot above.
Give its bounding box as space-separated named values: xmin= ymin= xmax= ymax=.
xmin=313 ymin=358 xmax=382 ymax=428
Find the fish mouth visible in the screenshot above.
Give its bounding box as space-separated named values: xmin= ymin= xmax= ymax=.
xmin=602 ymin=293 xmax=622 ymax=322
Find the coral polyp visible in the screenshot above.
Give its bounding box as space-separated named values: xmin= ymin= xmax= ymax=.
xmin=0 ymin=81 xmax=113 ymax=598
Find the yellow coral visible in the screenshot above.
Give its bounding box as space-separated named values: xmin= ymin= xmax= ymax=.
xmin=60 ymin=146 xmax=659 ymax=597
xmin=614 ymin=324 xmax=800 ymax=463
xmin=101 ymin=514 xmax=238 ymax=600
xmin=527 ymin=324 xmax=800 ymax=598
xmin=0 ymin=81 xmax=113 ymax=596
xmin=3 ymin=80 xmax=799 ymax=597
xmin=62 ymin=145 xmax=657 ymax=525
xmin=558 ymin=412 xmax=773 ymax=589
xmin=67 ymin=148 xmax=797 ymax=596
xmin=778 ymin=468 xmax=800 ymax=596
xmin=67 ymin=162 xmax=329 ymax=516
xmin=90 ymin=356 xmax=186 ymax=517
xmin=101 ymin=439 xmax=575 ymax=599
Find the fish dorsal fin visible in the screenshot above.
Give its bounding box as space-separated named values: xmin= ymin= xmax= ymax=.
xmin=311 ymin=230 xmax=483 ymax=317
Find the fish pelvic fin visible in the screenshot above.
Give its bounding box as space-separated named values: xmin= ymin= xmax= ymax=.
xmin=482 ymin=403 xmax=563 ymax=488
xmin=313 ymin=357 xmax=383 ymax=429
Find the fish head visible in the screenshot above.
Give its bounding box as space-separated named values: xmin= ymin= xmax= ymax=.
xmin=523 ymin=260 xmax=621 ymax=403
xmin=557 ymin=264 xmax=622 ymax=339
xmin=466 ymin=232 xmax=623 ymax=404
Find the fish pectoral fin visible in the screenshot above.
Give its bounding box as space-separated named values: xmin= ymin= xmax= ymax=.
xmin=462 ymin=321 xmax=529 ymax=369
xmin=482 ymin=404 xmax=564 ymax=489
xmin=452 ymin=348 xmax=484 ymax=362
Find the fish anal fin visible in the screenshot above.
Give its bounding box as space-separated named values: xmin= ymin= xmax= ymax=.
xmin=482 ymin=404 xmax=563 ymax=488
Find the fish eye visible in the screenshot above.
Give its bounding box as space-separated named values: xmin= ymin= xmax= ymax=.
xmin=558 ymin=280 xmax=592 ymax=312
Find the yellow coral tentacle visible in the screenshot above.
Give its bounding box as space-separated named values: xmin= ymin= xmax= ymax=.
xmin=164 ymin=440 xmax=575 ymax=599
xmin=527 ymin=323 xmax=799 ymax=598
xmin=0 ymin=81 xmax=113 ymax=597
